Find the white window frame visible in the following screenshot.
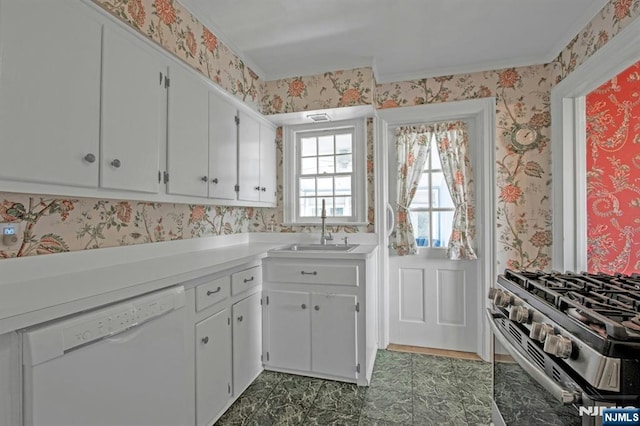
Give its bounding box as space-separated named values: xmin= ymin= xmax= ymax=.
xmin=409 ymin=135 xmax=455 ymax=249
xmin=283 ymin=118 xmax=367 ymax=225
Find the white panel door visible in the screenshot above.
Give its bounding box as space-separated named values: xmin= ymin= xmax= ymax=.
xmin=101 ymin=24 xmax=163 ymax=193
xmin=311 ymin=293 xmax=357 ymax=379
xmin=237 ymin=111 xmax=261 ymax=202
xmin=0 ymin=1 xmax=102 ymax=187
xmin=167 ymin=63 xmax=209 ymax=197
xmin=195 ymin=309 xmax=231 ymax=426
xmin=259 ymin=124 xmax=277 ymax=204
xmin=209 ymin=93 xmax=238 ymax=200
xmin=232 ymin=292 xmax=262 ymax=396
xmin=389 ymin=256 xmax=478 ymax=352
xmin=265 ymin=290 xmax=311 ymax=371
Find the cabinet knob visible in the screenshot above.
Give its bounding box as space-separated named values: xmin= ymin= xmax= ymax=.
xmin=211 ymin=178 xmax=219 ymax=184
xmin=83 ymin=153 xmax=96 ymax=163
xmin=314 ymin=305 xmax=320 ymax=311
xmin=201 ymin=176 xmax=208 ymax=182
xmin=201 ymin=336 xmax=209 ymax=344
xmin=110 ymin=159 xmax=121 ymax=168
xmin=237 ymin=315 xmax=244 ymax=322
xmin=261 ymin=187 xmax=266 ymax=192
xmin=254 ymin=186 xmax=261 ymax=191
xmin=206 ymin=287 xmax=221 ymax=296
xmin=301 ymin=304 xmax=306 ymax=309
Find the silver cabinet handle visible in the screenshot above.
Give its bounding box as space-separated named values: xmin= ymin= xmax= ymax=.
xmin=301 ymin=304 xmax=306 ymax=309
xmin=301 ymin=271 xmax=317 ymax=275
xmin=202 ymin=336 xmax=209 ymax=344
xmin=211 ymin=178 xmax=219 ymax=184
xmin=84 ymin=153 xmax=96 ymax=163
xmin=207 ymin=287 xmax=221 ymax=296
xmin=243 ymin=276 xmax=254 ymax=283
xmin=111 ymin=159 xmax=121 ymax=168
xmin=237 ymin=315 xmax=244 ymax=322
xmin=314 ymin=305 xmax=320 ymax=311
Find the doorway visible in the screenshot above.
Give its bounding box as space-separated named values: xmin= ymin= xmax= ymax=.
xmin=551 ymin=16 xmax=640 ymax=273
xmin=375 ymin=99 xmax=496 ymax=360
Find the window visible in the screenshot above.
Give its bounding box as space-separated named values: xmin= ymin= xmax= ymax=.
xmin=410 ymin=135 xmax=455 ymax=248
xmin=283 ymin=119 xmax=366 ymax=224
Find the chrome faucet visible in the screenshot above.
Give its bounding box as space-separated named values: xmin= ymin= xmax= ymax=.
xmin=320 ymin=199 xmax=332 ymax=245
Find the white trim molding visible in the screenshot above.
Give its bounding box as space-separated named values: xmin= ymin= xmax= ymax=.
xmin=551 ymin=17 xmax=640 ymax=273
xmin=375 ymin=98 xmax=496 ymax=361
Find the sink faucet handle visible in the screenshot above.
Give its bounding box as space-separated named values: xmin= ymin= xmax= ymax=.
xmin=326 ymin=232 xmax=333 ymax=241
xmin=342 ymin=236 xmax=349 ymax=245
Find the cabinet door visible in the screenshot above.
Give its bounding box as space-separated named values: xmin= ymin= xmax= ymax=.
xmin=259 ymin=124 xmax=277 ymax=204
xmin=232 ymin=292 xmax=262 ymax=396
xmin=237 ymin=111 xmax=261 ymax=202
xmin=167 ymin=64 xmax=210 ymax=197
xmin=195 ymin=309 xmax=231 ymax=426
xmin=311 ymin=294 xmax=358 ymax=379
xmin=265 ymin=291 xmax=311 ymax=371
xmin=101 ymin=24 xmax=163 ymax=193
xmin=0 ymin=1 xmax=101 ymax=187
xmin=209 ymin=93 xmax=238 ymax=200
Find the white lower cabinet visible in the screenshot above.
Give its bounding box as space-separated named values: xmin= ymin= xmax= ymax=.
xmin=232 ymin=291 xmax=263 ymax=396
xmin=195 ymin=308 xmax=231 ymax=426
xmin=265 ymin=290 xmax=357 ymax=380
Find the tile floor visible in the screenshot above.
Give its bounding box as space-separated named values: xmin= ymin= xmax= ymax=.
xmin=216 ymin=349 xmax=492 ymax=425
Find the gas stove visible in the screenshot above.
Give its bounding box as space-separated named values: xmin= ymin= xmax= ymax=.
xmin=489 ymin=269 xmax=640 ymax=408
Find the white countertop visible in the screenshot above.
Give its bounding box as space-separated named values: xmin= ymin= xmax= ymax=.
xmin=0 ymin=233 xmax=378 ymax=334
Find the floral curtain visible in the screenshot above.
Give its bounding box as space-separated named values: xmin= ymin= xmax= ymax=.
xmin=433 ymin=122 xmax=477 ymax=260
xmin=394 ymin=127 xmax=431 ymax=255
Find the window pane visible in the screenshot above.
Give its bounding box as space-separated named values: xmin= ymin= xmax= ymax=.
xmin=432 ymin=210 xmax=454 ymax=248
xmin=323 ymin=197 xmax=334 ymax=216
xmin=299 ymin=177 xmax=315 ymax=197
xmin=412 ymin=174 xmax=431 ymax=209
xmin=432 ymin=172 xmax=454 ymax=208
xmin=334 ymin=196 xmax=352 ymax=216
xmin=430 ymin=136 xmax=442 ymax=170
xmin=301 ymin=157 xmax=317 ymax=175
xmin=335 ymin=154 xmax=352 ymax=173
xmin=336 ymin=133 xmax=352 ymax=154
xmin=318 ymin=135 xmax=334 ymax=155
xmin=301 ymin=137 xmax=316 ymax=157
xmin=300 ymin=198 xmax=317 ymax=217
xmin=317 ymin=177 xmax=333 ymax=196
xmin=410 ymin=211 xmax=430 ymax=247
xmin=335 ymin=176 xmax=351 ymax=195
xmin=318 ymin=156 xmax=334 ymax=174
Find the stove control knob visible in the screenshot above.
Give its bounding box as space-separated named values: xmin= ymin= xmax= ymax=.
xmin=494 ymin=290 xmax=513 ymax=308
xmin=543 ymin=334 xmax=573 ymax=359
xmin=529 ymin=322 xmax=555 ymax=342
xmin=509 ymin=306 xmax=531 ymax=324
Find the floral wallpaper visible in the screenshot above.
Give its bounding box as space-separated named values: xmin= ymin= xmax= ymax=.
xmin=2 ymin=0 xmax=639 ymax=264
xmin=586 ymin=60 xmax=640 ymax=274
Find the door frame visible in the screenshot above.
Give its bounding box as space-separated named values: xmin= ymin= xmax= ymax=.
xmin=551 ymin=17 xmax=640 ymax=273
xmin=375 ymin=98 xmax=496 ymax=361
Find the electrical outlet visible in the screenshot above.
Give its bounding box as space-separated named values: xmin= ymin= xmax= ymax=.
xmin=1 ymin=223 xmax=20 ymax=247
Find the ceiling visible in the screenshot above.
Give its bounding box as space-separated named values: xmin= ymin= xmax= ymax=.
xmin=179 ymin=0 xmax=608 ymax=83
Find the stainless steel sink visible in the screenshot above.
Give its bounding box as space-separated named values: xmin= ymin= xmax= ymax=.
xmin=278 ymin=243 xmax=358 ymax=252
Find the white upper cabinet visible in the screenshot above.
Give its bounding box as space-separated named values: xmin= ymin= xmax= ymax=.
xmin=260 ymin=125 xmax=278 ymax=204
xmin=0 ymin=1 xmax=102 ymax=187
xmin=209 ymin=93 xmax=239 ymax=200
xmin=167 ymin=63 xmax=210 ymax=197
xmin=237 ymin=112 xmax=262 ymax=202
xmin=101 ymin=25 xmax=164 ymax=193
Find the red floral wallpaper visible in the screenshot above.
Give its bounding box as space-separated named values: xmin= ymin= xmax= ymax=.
xmin=586 ymin=60 xmax=640 ymax=274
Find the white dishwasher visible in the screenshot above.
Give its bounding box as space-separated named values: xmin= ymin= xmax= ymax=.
xmin=22 ymin=286 xmax=188 ymax=426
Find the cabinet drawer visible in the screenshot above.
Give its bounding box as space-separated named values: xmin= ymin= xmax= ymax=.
xmin=231 ymin=266 xmax=262 ymax=295
xmin=196 ymin=276 xmax=230 ymax=311
xmin=266 ymin=263 xmax=358 ymax=286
